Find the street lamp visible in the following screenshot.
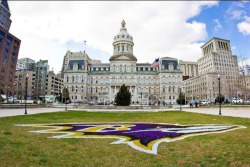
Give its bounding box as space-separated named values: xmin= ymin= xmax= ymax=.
xmin=64 ymin=88 xmax=67 ymax=111
xmin=218 ymin=74 xmax=221 ymax=115
xmin=13 ymin=83 xmax=16 ymax=104
xmin=141 ymin=92 xmax=142 ymax=106
xmin=179 ymin=87 xmax=182 ymax=111
xmin=210 ymin=89 xmax=211 ymax=105
xmin=170 ymin=92 xmax=172 ymax=105
xmin=25 ymin=73 xmax=29 ymax=115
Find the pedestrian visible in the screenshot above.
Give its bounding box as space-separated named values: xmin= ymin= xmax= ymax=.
xmin=195 ymin=101 xmax=198 ymax=108
xmin=190 ymin=102 xmax=192 ymax=108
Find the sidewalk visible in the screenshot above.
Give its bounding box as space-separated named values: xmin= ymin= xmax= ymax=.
xmin=182 ymin=107 xmax=250 ymax=118
xmin=0 ymin=108 xmax=65 ymax=117
xmin=0 ymin=106 xmax=249 ymax=118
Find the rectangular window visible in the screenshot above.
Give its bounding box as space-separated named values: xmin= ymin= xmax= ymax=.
xmin=0 ymin=30 xmax=5 ymax=37
xmin=14 ymin=40 xmax=19 ymax=46
xmin=6 ymin=35 xmax=13 ymax=42
xmin=6 ymin=41 xmax=10 ymax=47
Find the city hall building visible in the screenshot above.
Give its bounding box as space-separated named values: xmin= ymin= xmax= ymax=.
xmin=62 ymin=20 xmax=183 ymax=104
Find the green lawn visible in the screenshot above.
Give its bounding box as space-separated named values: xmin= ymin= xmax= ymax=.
xmin=0 ymin=110 xmax=249 ymax=167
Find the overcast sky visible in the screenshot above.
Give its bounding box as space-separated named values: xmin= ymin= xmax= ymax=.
xmin=8 ymin=1 xmax=250 ymax=73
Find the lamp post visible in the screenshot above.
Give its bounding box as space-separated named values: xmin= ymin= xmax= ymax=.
xmin=210 ymin=89 xmax=211 ymax=105
xmin=13 ymin=83 xmax=16 ymax=103
xmin=64 ymin=88 xmax=67 ymax=111
xmin=25 ymin=73 xmax=29 ymax=115
xmin=179 ymin=87 xmax=182 ymax=111
xmin=141 ymin=92 xmax=142 ymax=106
xmin=170 ymin=92 xmax=172 ymax=105
xmin=218 ymin=74 xmax=221 ymax=115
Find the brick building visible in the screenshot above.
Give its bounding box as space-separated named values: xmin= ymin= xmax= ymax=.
xmin=0 ymin=0 xmax=21 ymax=97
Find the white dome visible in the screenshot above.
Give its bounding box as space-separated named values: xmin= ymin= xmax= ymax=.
xmin=113 ymin=20 xmax=133 ymax=43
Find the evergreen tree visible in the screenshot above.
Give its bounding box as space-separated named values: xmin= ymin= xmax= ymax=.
xmin=216 ymin=94 xmax=225 ymax=103
xmin=177 ymin=93 xmax=186 ymax=105
xmin=115 ymin=84 xmax=131 ymax=106
xmin=62 ymin=87 xmax=70 ymax=103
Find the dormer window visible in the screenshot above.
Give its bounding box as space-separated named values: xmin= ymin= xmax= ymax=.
xmin=73 ymin=63 xmax=78 ymax=71
xmin=169 ymin=62 xmax=174 ymax=71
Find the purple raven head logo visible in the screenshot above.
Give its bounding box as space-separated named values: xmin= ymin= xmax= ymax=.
xmin=17 ymin=123 xmax=245 ymax=154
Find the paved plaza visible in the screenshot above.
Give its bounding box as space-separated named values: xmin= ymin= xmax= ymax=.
xmin=0 ymin=106 xmax=249 ymax=118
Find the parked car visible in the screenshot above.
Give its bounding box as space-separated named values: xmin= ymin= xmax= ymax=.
xmin=89 ymin=100 xmax=96 ymax=105
xmin=232 ymin=98 xmax=243 ymax=104
xmin=7 ymin=97 xmax=19 ymax=103
xmin=97 ymin=102 xmax=104 ymax=105
xmin=243 ymin=100 xmax=250 ymax=104
xmin=201 ymin=100 xmax=208 ymax=105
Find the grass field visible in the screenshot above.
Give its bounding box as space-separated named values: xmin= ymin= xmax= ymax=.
xmin=0 ymin=110 xmax=249 ymax=167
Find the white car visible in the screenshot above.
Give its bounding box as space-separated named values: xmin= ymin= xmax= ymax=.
xmin=232 ymin=98 xmax=243 ymax=104
xmin=201 ymin=100 xmax=211 ymax=105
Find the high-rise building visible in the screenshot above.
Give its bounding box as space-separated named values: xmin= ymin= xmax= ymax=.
xmin=183 ymin=37 xmax=240 ymax=102
xmin=0 ymin=0 xmax=11 ymax=31
xmin=0 ymin=0 xmax=21 ymax=97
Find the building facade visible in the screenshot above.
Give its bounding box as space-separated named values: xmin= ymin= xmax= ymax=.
xmin=16 ymin=59 xmax=26 ymax=70
xmin=0 ymin=0 xmax=21 ymax=96
xmin=179 ymin=60 xmax=198 ymax=80
xmin=0 ymin=0 xmax=11 ymax=31
xmin=63 ymin=20 xmax=183 ymax=105
xmin=46 ymin=71 xmax=64 ymax=97
xmin=183 ymin=37 xmax=240 ymax=102
xmin=14 ymin=69 xmax=63 ymax=100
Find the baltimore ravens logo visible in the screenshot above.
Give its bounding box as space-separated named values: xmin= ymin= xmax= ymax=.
xmin=17 ymin=123 xmax=245 ymax=154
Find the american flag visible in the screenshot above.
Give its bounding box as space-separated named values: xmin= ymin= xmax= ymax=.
xmin=151 ymin=58 xmax=160 ymax=68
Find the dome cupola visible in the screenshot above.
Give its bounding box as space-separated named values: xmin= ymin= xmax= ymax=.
xmin=113 ymin=20 xmax=134 ymax=56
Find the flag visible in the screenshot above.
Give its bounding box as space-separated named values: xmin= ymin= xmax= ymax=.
xmin=151 ymin=58 xmax=160 ymax=68
xmin=84 ymin=61 xmax=88 ymax=69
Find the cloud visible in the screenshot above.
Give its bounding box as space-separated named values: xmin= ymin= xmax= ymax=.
xmin=8 ymin=1 xmax=218 ymax=73
xmin=237 ymin=16 xmax=250 ymax=35
xmin=213 ymin=19 xmax=222 ymax=31
xmin=226 ymin=2 xmax=246 ymax=20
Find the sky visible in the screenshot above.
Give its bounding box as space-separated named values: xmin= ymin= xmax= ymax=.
xmin=8 ymin=1 xmax=250 ymax=73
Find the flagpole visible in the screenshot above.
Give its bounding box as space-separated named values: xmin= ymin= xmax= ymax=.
xmin=83 ymin=40 xmax=87 ymax=53
xmin=159 ymin=57 xmax=161 ymax=106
